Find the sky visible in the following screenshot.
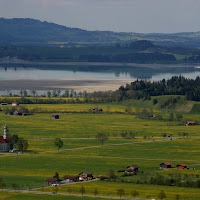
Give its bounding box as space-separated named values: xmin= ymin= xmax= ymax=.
xmin=0 ymin=0 xmax=200 ymax=33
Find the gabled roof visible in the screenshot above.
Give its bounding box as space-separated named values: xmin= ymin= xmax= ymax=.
xmin=63 ymin=175 xmax=78 ymax=180
xmin=177 ymin=163 xmax=187 ymax=167
xmin=45 ymin=178 xmax=61 ymax=182
xmin=127 ymin=164 xmax=139 ymax=169
xmin=0 ymin=136 xmax=11 ymax=144
xmin=187 ymin=121 xmax=195 ymax=123
xmin=162 ymin=162 xmax=172 ymax=166
xmin=79 ymin=171 xmax=93 ymax=176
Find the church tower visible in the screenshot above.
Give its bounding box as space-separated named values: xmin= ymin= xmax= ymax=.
xmin=3 ymin=124 xmax=9 ymax=139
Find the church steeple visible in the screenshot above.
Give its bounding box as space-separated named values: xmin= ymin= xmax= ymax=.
xmin=3 ymin=124 xmax=9 ymax=139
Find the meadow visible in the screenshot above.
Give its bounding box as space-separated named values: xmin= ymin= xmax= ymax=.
xmin=0 ymin=99 xmax=200 ymax=199
xmin=0 ymin=191 xmax=107 ymax=200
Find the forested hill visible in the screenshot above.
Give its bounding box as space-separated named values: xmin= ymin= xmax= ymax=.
xmin=1 ymin=18 xmax=200 ymax=48
xmin=117 ymin=76 xmax=200 ymax=101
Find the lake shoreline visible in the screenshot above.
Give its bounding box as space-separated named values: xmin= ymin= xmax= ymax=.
xmin=0 ymin=79 xmax=133 ymax=92
xmin=0 ymin=59 xmax=198 ymax=68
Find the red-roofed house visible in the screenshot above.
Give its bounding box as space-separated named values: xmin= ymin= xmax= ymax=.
xmin=160 ymin=162 xmax=172 ymax=169
xmin=176 ymin=163 xmax=188 ymax=170
xmin=186 ymin=121 xmax=195 ymax=126
xmin=0 ymin=125 xmax=12 ymax=152
xmin=45 ymin=178 xmax=62 ymax=186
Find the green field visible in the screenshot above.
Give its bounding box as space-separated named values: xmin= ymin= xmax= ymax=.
xmin=0 ymin=99 xmax=200 ymax=199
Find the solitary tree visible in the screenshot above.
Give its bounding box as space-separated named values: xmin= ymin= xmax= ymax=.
xmin=131 ymin=190 xmax=139 ymax=200
xmin=67 ymin=187 xmax=72 ymax=195
xmin=93 ymin=188 xmax=98 ymax=197
xmin=0 ymin=181 xmax=6 ymax=190
xmin=16 ymin=137 xmax=28 ymax=153
xmin=31 ymin=90 xmax=37 ymax=97
xmin=117 ymin=189 xmax=125 ymax=199
xmin=47 ymin=91 xmax=51 ymax=97
xmin=54 ymin=138 xmax=63 ymax=150
xmin=11 ymin=134 xmax=19 ymax=147
xmin=108 ymin=169 xmax=116 ymax=179
xmin=158 ymin=190 xmax=166 ymax=200
xmin=175 ymin=194 xmax=180 ymax=200
xmin=96 ymin=133 xmax=108 ymax=146
xmin=80 ymin=185 xmax=85 ymax=196
xmin=53 ymin=172 xmax=59 ymax=179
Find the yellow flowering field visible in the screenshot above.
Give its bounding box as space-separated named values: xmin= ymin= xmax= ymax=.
xmin=41 ymin=181 xmax=200 ymax=200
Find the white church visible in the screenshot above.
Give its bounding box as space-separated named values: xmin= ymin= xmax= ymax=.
xmin=0 ymin=124 xmax=12 ymax=152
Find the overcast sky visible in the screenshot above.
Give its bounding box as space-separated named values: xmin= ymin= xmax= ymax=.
xmin=0 ymin=0 xmax=199 ymax=33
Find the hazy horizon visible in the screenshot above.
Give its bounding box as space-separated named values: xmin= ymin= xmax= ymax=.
xmin=0 ymin=0 xmax=200 ymax=34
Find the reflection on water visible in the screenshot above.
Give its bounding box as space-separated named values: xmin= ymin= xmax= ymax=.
xmin=0 ymin=64 xmax=200 ymax=80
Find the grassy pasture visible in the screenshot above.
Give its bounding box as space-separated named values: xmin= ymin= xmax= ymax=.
xmin=0 ymin=192 xmax=106 ymax=200
xmin=42 ymin=181 xmax=200 ymax=200
xmin=0 ymin=99 xmax=200 ymax=199
xmin=0 ymin=112 xmax=200 ymax=140
xmin=1 ymin=138 xmax=200 ymax=190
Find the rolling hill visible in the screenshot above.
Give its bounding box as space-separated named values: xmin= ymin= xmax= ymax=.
xmin=1 ymin=18 xmax=200 ymax=48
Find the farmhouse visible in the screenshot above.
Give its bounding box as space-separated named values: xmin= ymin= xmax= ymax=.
xmin=50 ymin=114 xmax=59 ymax=119
xmin=45 ymin=178 xmax=62 ymax=186
xmin=13 ymin=110 xmax=28 ymax=116
xmin=186 ymin=121 xmax=195 ymax=126
xmin=160 ymin=162 xmax=172 ymax=169
xmin=176 ymin=163 xmax=188 ymax=170
xmin=1 ymin=103 xmax=7 ymax=105
xmin=125 ymin=164 xmax=139 ymax=173
xmin=0 ymin=125 xmax=12 ymax=152
xmin=63 ymin=175 xmax=79 ymax=182
xmin=79 ymin=171 xmax=93 ymax=181
xmin=12 ymin=102 xmax=19 ymax=106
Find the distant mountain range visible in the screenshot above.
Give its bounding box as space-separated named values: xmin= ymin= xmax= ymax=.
xmin=1 ymin=18 xmax=200 ymax=48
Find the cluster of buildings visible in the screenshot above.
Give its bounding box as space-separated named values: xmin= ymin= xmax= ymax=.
xmin=1 ymin=102 xmax=19 ymax=106
xmin=45 ymin=171 xmax=93 ymax=186
xmin=160 ymin=162 xmax=192 ymax=170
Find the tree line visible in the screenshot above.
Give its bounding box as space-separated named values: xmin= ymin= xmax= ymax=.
xmin=117 ymin=76 xmax=200 ymax=101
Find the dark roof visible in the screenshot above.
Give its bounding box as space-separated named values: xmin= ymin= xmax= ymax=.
xmin=63 ymin=175 xmax=78 ymax=180
xmin=127 ymin=164 xmax=139 ymax=169
xmin=12 ymin=102 xmax=19 ymax=104
xmin=79 ymin=171 xmax=93 ymax=176
xmin=0 ymin=136 xmax=11 ymax=144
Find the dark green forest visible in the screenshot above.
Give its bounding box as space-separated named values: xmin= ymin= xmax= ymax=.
xmin=1 ymin=40 xmax=200 ymax=64
xmin=117 ymin=76 xmax=200 ymax=101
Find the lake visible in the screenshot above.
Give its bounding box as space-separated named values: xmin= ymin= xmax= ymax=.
xmin=0 ymin=64 xmax=199 ymax=93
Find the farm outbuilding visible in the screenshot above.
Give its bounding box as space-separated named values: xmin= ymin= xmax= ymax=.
xmin=12 ymin=102 xmax=19 ymax=106
xmin=50 ymin=114 xmax=59 ymax=119
xmin=63 ymin=175 xmax=79 ymax=182
xmin=186 ymin=121 xmax=195 ymax=126
xmin=125 ymin=164 xmax=139 ymax=173
xmin=160 ymin=162 xmax=172 ymax=169
xmin=176 ymin=163 xmax=188 ymax=170
xmin=45 ymin=178 xmax=62 ymax=185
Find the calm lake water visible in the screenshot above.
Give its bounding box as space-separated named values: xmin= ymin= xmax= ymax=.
xmin=0 ymin=64 xmax=200 ymax=81
xmin=0 ymin=64 xmax=200 ymax=95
